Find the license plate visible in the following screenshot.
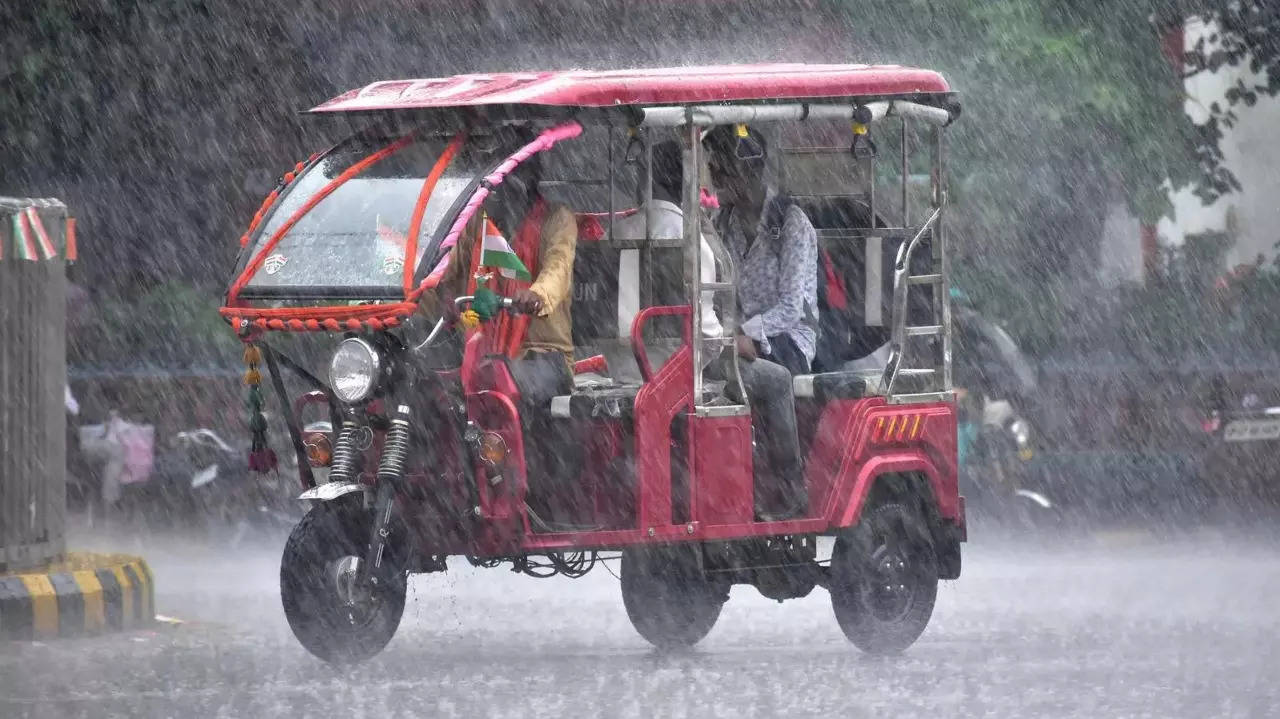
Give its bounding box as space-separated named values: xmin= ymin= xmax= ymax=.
xmin=1223 ymin=419 xmax=1280 ymax=442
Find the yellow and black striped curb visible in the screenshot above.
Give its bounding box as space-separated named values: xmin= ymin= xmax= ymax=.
xmin=0 ymin=552 xmax=154 ymax=640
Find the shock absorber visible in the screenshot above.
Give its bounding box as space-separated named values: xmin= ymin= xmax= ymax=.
xmin=363 ymin=405 xmax=411 ymax=585
xmin=328 ymin=419 xmax=363 ymax=483
xmin=377 ymin=405 xmax=411 ymax=482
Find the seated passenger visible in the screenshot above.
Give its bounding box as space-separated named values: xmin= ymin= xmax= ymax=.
xmin=610 ymin=140 xmax=722 ymax=344
xmin=627 ymin=138 xmax=805 ymax=520
xmin=705 ymin=125 xmax=819 ymax=376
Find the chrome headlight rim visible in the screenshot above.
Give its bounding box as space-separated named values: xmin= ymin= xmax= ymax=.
xmin=328 ymin=337 xmax=382 ymax=404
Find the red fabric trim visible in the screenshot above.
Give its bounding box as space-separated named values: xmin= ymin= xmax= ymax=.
xmin=65 ymin=218 xmax=77 ymax=261
xmin=220 ymin=303 xmax=416 ymax=334
xmin=574 ymin=354 xmax=607 ymax=375
xmin=821 ymin=248 xmax=847 ymax=310
xmin=404 ymin=132 xmax=466 ymax=294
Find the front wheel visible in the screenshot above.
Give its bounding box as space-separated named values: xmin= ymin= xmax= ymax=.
xmin=830 ymin=501 xmax=938 ymax=654
xmin=620 ymin=545 xmax=727 ymax=650
xmin=281 ymin=498 xmax=407 ymax=665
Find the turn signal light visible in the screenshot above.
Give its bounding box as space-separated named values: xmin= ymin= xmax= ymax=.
xmin=303 ymin=431 xmax=332 ymax=467
xmin=479 ymin=432 xmax=508 ymax=467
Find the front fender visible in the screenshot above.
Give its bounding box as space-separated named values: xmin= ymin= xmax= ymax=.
xmin=298 ymin=482 xmax=371 ymax=502
xmin=837 ymin=453 xmax=942 ymax=527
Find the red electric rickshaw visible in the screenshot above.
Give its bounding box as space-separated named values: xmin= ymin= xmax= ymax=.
xmin=221 ymin=64 xmax=964 ymax=664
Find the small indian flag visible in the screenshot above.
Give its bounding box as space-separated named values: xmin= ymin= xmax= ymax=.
xmin=480 ymin=220 xmax=531 ymax=282
xmin=26 ymin=207 xmax=57 ymax=260
xmin=11 ymin=210 xmax=37 ymax=261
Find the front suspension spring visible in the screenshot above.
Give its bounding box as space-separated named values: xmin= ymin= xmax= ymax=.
xmin=377 ymin=408 xmax=411 ymax=481
xmin=329 ymin=420 xmax=362 ymax=483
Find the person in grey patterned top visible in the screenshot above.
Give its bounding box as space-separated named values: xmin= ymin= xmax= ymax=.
xmin=704 ymin=125 xmax=814 ymax=518
xmin=706 ymin=127 xmax=819 ymax=375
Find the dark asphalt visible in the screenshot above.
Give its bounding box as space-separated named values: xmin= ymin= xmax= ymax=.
xmin=2 ymin=524 xmax=1277 ymax=719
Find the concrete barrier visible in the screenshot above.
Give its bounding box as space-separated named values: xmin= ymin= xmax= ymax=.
xmin=0 ymin=552 xmax=154 ymax=639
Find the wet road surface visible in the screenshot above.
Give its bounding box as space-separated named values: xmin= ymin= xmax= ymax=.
xmin=2 ymin=524 xmax=1278 ymax=718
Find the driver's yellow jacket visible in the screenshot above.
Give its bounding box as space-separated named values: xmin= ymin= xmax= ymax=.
xmin=419 ymin=202 xmax=576 ymax=362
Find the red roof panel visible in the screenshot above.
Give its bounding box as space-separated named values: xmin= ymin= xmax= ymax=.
xmin=310 ymin=63 xmax=950 ymax=113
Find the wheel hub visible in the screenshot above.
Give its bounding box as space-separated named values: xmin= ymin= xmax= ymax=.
xmin=329 ymin=556 xmax=376 ymax=624
xmin=863 ymin=542 xmax=915 ymax=621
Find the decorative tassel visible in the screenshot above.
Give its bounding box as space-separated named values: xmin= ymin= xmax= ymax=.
xmin=248 ymin=448 xmax=278 ymax=473
xmin=242 ymin=342 xmax=276 ymax=474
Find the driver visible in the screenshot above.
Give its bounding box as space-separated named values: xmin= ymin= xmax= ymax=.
xmin=429 ymin=154 xmax=577 ymax=370
xmin=422 ymin=154 xmax=580 ymax=521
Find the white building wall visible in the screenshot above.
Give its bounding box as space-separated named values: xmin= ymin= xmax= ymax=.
xmin=1098 ymin=201 xmax=1144 ymax=287
xmin=1158 ymin=18 xmax=1280 ymax=268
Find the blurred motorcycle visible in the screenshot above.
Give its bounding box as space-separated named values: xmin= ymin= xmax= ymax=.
xmin=152 ymin=426 xmax=303 ymax=544
xmin=966 ymin=396 xmax=1055 ymax=523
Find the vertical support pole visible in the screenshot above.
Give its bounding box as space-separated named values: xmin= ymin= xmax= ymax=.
xmin=935 ymin=126 xmax=953 ymax=391
xmin=607 ymin=124 xmax=615 ymax=243
xmin=1140 ymin=224 xmax=1159 ymax=283
xmin=868 ymin=148 xmax=877 ymax=232
xmin=901 ymin=116 xmax=910 ymax=229
xmin=682 ymin=110 xmax=703 ymax=402
xmin=261 ymin=343 xmax=316 ymax=489
xmin=641 ymin=130 xmax=655 ymax=309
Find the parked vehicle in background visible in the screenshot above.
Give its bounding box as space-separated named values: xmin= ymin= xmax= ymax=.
xmin=951 ymin=294 xmax=1054 ymax=523
xmin=1196 ymin=373 xmax=1280 ymax=507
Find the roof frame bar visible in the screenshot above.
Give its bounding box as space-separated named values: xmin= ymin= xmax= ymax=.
xmin=639 ymin=100 xmax=953 ymax=128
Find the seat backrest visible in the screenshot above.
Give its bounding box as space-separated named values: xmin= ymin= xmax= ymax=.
xmin=572 ymin=233 xmax=687 ymax=383
xmin=795 ymin=196 xmax=935 ymax=371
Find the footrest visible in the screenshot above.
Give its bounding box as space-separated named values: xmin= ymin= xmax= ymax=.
xmin=793 ymin=372 xmax=879 ymax=401
xmin=550 ymin=384 xmax=642 ymax=420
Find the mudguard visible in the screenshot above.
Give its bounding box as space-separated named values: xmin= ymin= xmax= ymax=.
xmin=299 ymin=482 xmax=370 ymax=502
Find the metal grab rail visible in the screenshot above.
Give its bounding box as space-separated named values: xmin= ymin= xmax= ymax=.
xmin=631 ymin=305 xmax=692 ymax=382
xmin=881 ymin=206 xmax=943 ymax=398
xmin=641 ymin=100 xmax=954 ymax=128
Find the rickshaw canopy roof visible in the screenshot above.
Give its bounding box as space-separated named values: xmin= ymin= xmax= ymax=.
xmin=310 ymin=63 xmax=951 ymax=114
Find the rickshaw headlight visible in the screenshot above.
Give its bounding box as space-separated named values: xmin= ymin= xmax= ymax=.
xmin=328 ymin=338 xmax=381 ymax=404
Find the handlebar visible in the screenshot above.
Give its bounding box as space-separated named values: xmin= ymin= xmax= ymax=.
xmin=412 ymin=294 xmax=517 ymax=352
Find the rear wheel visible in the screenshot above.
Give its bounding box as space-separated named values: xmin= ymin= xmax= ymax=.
xmin=830 ymin=501 xmax=938 ymax=654
xmin=281 ymin=498 xmax=407 ymax=665
xmin=620 ymin=545 xmax=727 ymax=650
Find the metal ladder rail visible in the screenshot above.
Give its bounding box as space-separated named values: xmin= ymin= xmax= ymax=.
xmin=681 ymin=117 xmax=749 ymax=417
xmin=881 ymin=205 xmax=946 ymax=401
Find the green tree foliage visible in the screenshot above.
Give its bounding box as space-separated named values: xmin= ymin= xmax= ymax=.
xmin=3 ymin=1 xmax=1275 ymax=366
xmin=0 ymin=1 xmax=326 ymax=292
xmin=1180 ymin=0 xmax=1280 ymax=201
xmin=830 ymin=1 xmax=1276 ymax=354
xmin=829 ymin=1 xmax=1202 ymax=352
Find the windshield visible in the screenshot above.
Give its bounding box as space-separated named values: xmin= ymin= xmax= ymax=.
xmin=239 ymin=135 xmax=502 ymax=298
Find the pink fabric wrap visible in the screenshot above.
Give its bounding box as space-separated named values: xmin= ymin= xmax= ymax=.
xmin=411 ymin=121 xmax=584 ymax=299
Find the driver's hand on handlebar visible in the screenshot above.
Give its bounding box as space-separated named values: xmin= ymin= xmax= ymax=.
xmin=440 ymin=296 xmax=462 ymax=324
xmin=511 ymin=289 xmax=544 ymax=315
